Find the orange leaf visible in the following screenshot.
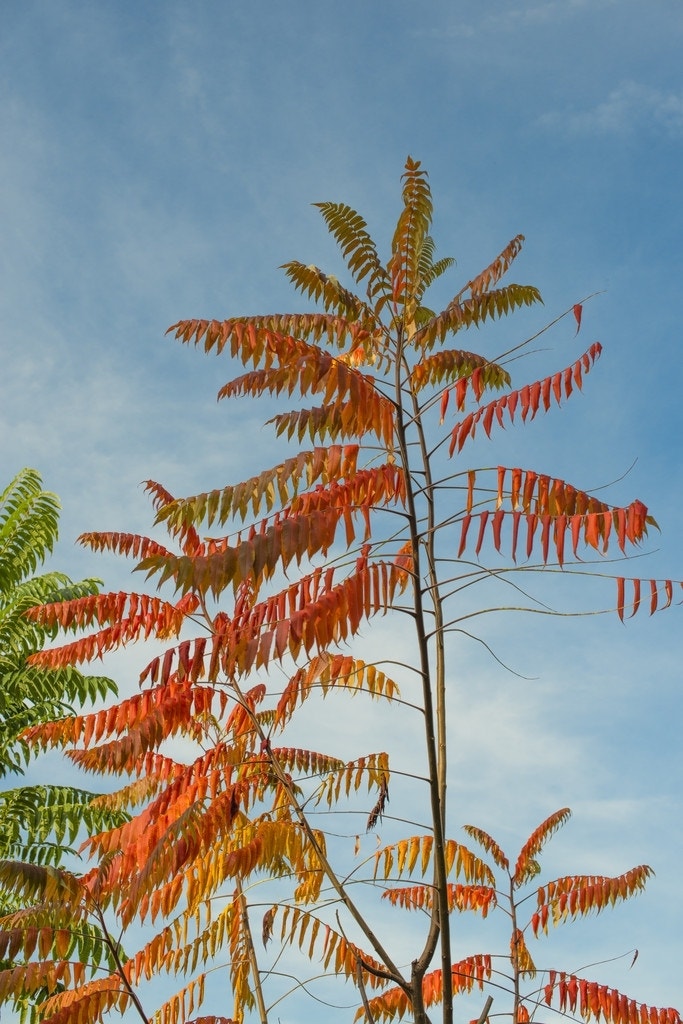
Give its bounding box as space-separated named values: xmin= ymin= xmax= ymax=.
xmin=573 ymin=303 xmax=583 ymax=333
xmin=466 ymin=470 xmax=476 ymax=513
xmin=496 ymin=466 xmax=506 ymax=508
xmin=440 ymin=388 xmax=450 ymax=423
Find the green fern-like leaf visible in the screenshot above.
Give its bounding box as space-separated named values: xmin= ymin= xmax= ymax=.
xmin=313 ymin=202 xmax=391 ymax=300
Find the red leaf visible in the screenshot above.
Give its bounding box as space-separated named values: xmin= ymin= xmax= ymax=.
xmin=522 ymin=470 xmax=537 ymax=511
xmin=529 ymin=380 xmax=541 ymax=418
xmin=617 ymin=577 xmax=625 ymax=621
xmin=483 ymin=402 xmax=496 ymax=437
xmin=275 ymin=618 xmax=289 ymax=659
xmin=552 ymin=372 xmax=563 ymax=404
xmin=573 ymin=359 xmax=583 ymax=390
xmin=541 ymin=514 xmax=552 ymax=563
xmin=601 ymin=510 xmax=612 ymax=552
xmin=161 ymin=648 xmax=174 ymax=685
xmin=616 ymin=506 xmax=627 ymax=552
xmin=511 ymin=467 xmax=522 ymax=509
xmin=475 ymin=511 xmax=489 ymax=556
xmin=526 ymin=513 xmax=538 ymax=559
xmin=449 ymin=413 xmax=474 ymax=455
xmin=584 ymin=512 xmax=599 ymax=549
xmin=559 ymin=975 xmax=568 ymax=1010
xmin=626 ymin=499 xmax=648 ymax=544
xmin=555 ymin=514 xmax=567 ymax=567
xmin=492 ymin=510 xmax=505 ymax=553
xmin=541 ymin=374 xmax=552 ymax=411
xmin=568 ymin=976 xmax=578 ymax=1011
xmin=630 ymin=578 xmax=641 ymax=618
xmin=458 ymin=515 xmax=472 ymax=558
xmin=511 ymin=511 xmax=522 ymax=562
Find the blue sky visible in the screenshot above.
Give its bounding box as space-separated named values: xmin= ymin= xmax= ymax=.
xmin=1 ymin=2 xmax=682 ymax=1021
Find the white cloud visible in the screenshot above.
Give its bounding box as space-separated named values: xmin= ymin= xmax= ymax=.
xmin=488 ymin=0 xmax=617 ymax=28
xmin=540 ymin=80 xmax=683 ymax=138
xmin=419 ymin=0 xmax=618 ymax=38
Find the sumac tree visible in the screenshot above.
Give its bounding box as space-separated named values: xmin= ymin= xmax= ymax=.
xmin=0 ymin=160 xmax=679 ymax=1024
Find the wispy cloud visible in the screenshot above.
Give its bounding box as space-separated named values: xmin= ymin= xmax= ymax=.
xmin=483 ymin=0 xmax=617 ymax=29
xmin=419 ymin=0 xmax=618 ymax=38
xmin=540 ymin=80 xmax=683 ymax=139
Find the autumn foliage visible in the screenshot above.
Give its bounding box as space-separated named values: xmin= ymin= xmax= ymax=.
xmin=0 ymin=159 xmax=680 ymax=1024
